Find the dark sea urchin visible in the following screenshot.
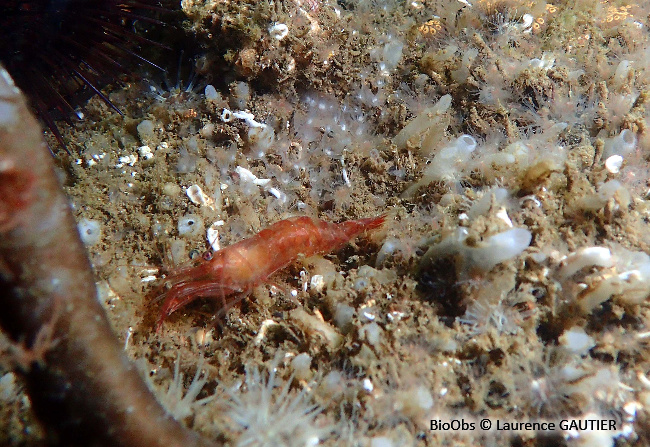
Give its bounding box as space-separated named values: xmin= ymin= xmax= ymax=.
xmin=0 ymin=0 xmax=172 ymax=148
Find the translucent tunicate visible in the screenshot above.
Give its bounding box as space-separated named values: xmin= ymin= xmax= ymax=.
xmin=77 ymin=219 xmax=101 ymax=246
xmin=178 ymin=214 xmax=204 ymax=237
xmin=603 ymin=129 xmax=636 ymax=158
xmin=136 ymin=120 xmax=155 ymax=141
xmin=204 ymin=84 xmax=219 ymax=101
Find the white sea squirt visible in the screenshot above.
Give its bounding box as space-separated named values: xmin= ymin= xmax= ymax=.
xmin=402 ymin=134 xmax=478 ymax=196
xmin=421 ymin=227 xmax=532 ymax=276
xmin=603 ymin=129 xmax=636 ymax=158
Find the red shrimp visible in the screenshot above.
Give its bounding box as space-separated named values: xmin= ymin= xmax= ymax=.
xmin=156 ymin=215 xmax=385 ymax=331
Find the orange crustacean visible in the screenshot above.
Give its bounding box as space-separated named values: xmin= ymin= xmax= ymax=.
xmin=156 ymin=215 xmax=385 ymax=331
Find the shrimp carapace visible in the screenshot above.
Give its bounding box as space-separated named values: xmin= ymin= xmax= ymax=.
xmin=155 ymin=215 xmax=385 ymax=331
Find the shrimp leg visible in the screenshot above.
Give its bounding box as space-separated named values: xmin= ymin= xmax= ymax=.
xmin=156 ymin=281 xmax=242 ymax=332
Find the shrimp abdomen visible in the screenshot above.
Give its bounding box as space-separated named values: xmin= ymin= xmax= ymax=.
xmin=216 ymin=215 xmax=385 ymax=285
xmin=259 ymin=215 xmax=385 ymax=260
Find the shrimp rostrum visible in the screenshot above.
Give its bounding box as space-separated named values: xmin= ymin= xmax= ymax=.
xmin=155 ymin=215 xmax=385 ymax=331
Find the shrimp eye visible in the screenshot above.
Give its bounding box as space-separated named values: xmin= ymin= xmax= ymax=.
xmin=202 ymin=251 xmax=213 ymax=261
xmin=189 ymin=249 xmax=201 ymax=260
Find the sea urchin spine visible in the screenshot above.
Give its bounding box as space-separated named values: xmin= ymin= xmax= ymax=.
xmin=0 ymin=0 xmax=171 ymax=148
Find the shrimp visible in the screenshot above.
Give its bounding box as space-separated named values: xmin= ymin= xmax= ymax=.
xmin=155 ymin=215 xmax=385 ymax=331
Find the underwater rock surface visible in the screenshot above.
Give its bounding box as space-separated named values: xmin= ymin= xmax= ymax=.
xmin=3 ymin=0 xmax=650 ymax=445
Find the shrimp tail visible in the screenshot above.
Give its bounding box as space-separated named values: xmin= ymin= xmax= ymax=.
xmin=312 ymin=214 xmax=385 ymax=253
xmin=337 ymin=214 xmax=386 ymax=239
